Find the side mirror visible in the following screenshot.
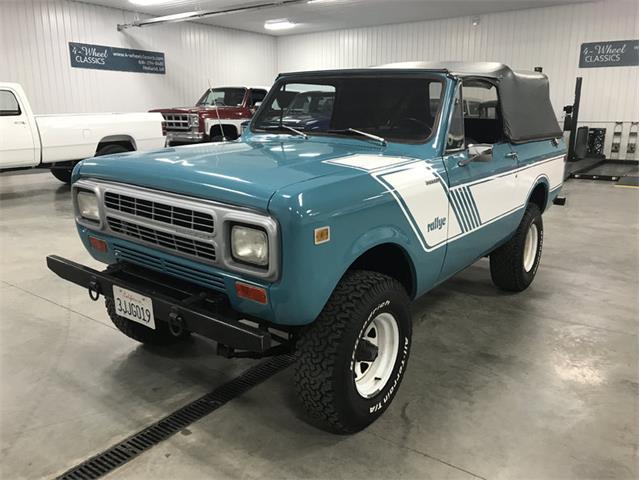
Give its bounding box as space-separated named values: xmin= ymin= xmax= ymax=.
xmin=251 ymin=102 xmax=262 ymax=113
xmin=459 ymin=143 xmax=492 ymax=166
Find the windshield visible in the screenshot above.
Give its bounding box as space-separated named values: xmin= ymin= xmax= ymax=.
xmin=197 ymin=88 xmax=246 ymax=107
xmin=253 ymin=76 xmax=443 ymax=143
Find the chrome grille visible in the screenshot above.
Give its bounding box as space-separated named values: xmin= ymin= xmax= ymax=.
xmin=107 ymin=217 xmax=216 ymax=262
xmin=104 ymin=191 xmax=214 ymax=233
xmin=162 ymin=113 xmax=191 ymax=131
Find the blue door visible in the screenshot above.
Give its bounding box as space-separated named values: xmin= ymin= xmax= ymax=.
xmin=438 ymin=79 xmax=521 ymax=281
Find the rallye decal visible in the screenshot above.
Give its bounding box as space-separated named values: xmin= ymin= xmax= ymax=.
xmin=324 ymin=154 xmax=565 ymax=252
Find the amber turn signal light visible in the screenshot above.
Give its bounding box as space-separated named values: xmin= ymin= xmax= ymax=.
xmin=235 ymin=281 xmax=268 ymax=304
xmin=88 ymin=236 xmax=108 ymax=253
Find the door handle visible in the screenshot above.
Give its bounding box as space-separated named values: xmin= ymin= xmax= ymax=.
xmin=13 ymin=121 xmax=26 ymax=125
xmin=505 ymin=152 xmax=518 ymax=160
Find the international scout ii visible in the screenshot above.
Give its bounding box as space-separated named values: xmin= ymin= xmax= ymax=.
xmin=47 ymin=62 xmax=566 ymax=433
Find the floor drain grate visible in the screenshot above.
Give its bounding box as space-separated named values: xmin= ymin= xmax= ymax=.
xmin=56 ymin=354 xmax=294 ymax=480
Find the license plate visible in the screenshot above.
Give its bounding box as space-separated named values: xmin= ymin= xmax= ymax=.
xmin=113 ymin=285 xmax=155 ymax=330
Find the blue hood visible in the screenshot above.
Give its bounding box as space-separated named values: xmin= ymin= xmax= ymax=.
xmin=76 ymin=136 xmax=389 ymax=210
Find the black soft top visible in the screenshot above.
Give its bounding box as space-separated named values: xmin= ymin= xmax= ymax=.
xmin=279 ymin=61 xmax=562 ymax=144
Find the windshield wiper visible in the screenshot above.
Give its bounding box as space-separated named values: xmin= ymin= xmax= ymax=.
xmin=282 ymin=125 xmax=308 ymax=139
xmin=328 ymin=128 xmax=387 ymax=146
xmin=261 ymin=125 xmax=308 ymax=139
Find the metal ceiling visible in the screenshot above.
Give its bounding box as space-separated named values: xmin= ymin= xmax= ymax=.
xmin=77 ymin=0 xmax=592 ymax=35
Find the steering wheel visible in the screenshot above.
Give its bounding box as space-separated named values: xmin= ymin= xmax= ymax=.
xmin=390 ymin=117 xmax=432 ymax=136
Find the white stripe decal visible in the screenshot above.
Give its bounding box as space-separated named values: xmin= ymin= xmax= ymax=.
xmin=329 ymin=154 xmax=565 ymax=252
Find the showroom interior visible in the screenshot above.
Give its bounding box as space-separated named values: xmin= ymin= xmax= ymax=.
xmin=0 ymin=0 xmax=638 ymax=478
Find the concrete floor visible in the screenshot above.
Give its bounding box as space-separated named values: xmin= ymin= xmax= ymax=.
xmin=0 ymin=171 xmax=637 ymax=480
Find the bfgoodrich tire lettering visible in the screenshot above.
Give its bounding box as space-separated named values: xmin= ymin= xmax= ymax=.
xmin=294 ymin=270 xmax=412 ymax=434
xmin=490 ymin=203 xmax=544 ymax=292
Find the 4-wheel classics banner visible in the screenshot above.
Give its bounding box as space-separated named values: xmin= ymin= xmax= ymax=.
xmin=579 ymin=39 xmax=639 ymax=68
xmin=69 ymin=42 xmax=165 ymax=74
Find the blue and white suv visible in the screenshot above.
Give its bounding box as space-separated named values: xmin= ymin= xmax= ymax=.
xmin=48 ymin=62 xmax=566 ymax=433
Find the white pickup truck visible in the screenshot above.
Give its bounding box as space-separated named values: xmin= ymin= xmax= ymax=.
xmin=0 ymin=82 xmax=165 ymax=183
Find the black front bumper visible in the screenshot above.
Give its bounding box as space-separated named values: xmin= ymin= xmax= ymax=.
xmin=46 ymin=255 xmax=271 ymax=353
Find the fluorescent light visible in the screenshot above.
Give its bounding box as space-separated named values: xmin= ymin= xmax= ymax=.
xmin=129 ymin=0 xmax=178 ymax=5
xmin=264 ymin=18 xmax=296 ymax=30
xmin=307 ymin=0 xmax=338 ymax=3
xmin=140 ymin=11 xmax=200 ymax=24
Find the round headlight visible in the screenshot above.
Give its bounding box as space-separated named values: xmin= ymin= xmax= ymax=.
xmin=231 ymin=225 xmax=268 ymax=267
xmin=77 ymin=190 xmax=100 ymax=221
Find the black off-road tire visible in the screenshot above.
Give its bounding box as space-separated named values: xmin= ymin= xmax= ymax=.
xmin=49 ymin=144 xmax=130 ymax=184
xmin=106 ymin=297 xmax=190 ymax=346
xmin=50 ymin=167 xmax=73 ymax=184
xmin=294 ymin=270 xmax=412 ymax=434
xmin=490 ymin=203 xmax=543 ymax=292
xmin=96 ymin=143 xmax=130 ymax=157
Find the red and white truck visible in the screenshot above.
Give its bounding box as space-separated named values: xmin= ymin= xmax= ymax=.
xmin=151 ymin=86 xmax=269 ymax=145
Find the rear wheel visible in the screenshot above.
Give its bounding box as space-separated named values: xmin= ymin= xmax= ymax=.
xmin=294 ymin=270 xmax=412 ymax=434
xmin=49 ymin=144 xmax=130 ymax=184
xmin=50 ymin=166 xmax=74 ymax=184
xmin=106 ymin=297 xmax=190 ymax=346
xmin=490 ymin=203 xmax=543 ymax=291
xmin=95 ymin=143 xmax=130 ymax=157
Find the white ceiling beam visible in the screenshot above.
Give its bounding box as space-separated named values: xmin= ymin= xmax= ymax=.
xmin=117 ymin=0 xmax=308 ymax=30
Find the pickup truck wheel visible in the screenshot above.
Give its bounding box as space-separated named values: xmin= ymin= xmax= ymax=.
xmin=50 ymin=167 xmax=73 ymax=184
xmin=294 ymin=270 xmax=412 ymax=434
xmin=105 ymin=297 xmax=190 ymax=346
xmin=96 ymin=144 xmax=129 ymax=156
xmin=49 ymin=144 xmax=129 ymax=184
xmin=490 ymin=203 xmax=543 ymax=292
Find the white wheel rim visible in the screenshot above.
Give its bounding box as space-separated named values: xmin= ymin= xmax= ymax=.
xmin=523 ymin=223 xmax=539 ymax=272
xmin=354 ymin=312 xmax=399 ymax=399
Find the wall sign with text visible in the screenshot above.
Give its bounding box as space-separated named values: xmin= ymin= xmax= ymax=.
xmin=579 ymin=40 xmax=638 ymax=68
xmin=69 ymin=42 xmax=165 ymax=74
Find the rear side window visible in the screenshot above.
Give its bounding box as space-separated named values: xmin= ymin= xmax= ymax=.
xmin=0 ymin=90 xmax=21 ymax=116
xmin=462 ymin=80 xmax=504 ymax=144
xmin=250 ymin=89 xmax=267 ymax=106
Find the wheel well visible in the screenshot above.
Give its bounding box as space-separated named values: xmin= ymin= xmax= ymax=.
xmin=529 ymin=182 xmax=548 ymax=213
xmin=210 ymin=124 xmax=239 ymax=140
xmin=96 ymin=135 xmax=136 ymax=154
xmin=349 ymin=243 xmax=415 ymax=297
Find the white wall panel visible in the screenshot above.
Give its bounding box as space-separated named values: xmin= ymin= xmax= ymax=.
xmin=0 ymin=0 xmax=278 ymax=114
xmin=277 ymin=0 xmax=639 ymax=123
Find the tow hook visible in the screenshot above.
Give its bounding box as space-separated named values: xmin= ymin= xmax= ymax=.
xmin=168 ymin=309 xmax=185 ymax=337
xmin=88 ymin=278 xmax=101 ymax=301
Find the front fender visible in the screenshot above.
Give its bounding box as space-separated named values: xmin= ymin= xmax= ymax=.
xmin=266 ymin=170 xmax=442 ymax=326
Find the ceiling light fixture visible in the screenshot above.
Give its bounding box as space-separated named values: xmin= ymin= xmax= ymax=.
xmin=307 ymin=0 xmax=338 ymax=4
xmin=129 ymin=0 xmax=178 ymax=6
xmin=264 ymin=18 xmax=297 ymax=30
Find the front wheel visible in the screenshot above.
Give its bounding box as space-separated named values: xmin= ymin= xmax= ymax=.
xmin=294 ymin=270 xmax=412 ymax=434
xmin=490 ymin=203 xmax=543 ymax=291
